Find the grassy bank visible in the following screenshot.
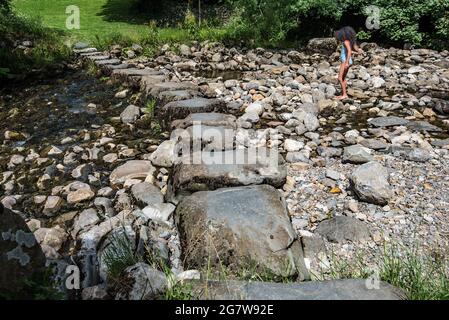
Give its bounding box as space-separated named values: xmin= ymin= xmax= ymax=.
xmin=12 ymin=0 xmax=229 ymax=47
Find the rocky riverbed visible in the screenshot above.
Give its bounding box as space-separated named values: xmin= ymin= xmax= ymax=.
xmin=1 ymin=39 xmax=448 ymax=299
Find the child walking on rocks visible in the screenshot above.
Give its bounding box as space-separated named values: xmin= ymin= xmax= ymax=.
xmin=334 ymin=26 xmax=363 ymax=100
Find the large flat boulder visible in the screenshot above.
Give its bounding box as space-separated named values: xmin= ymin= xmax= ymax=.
xmin=192 ymin=279 xmax=405 ymax=300
xmin=163 ymin=98 xmax=227 ymax=123
xmin=175 ymin=185 xmax=309 ymax=280
xmin=147 ymin=82 xmax=197 ymax=97
xmin=171 ymin=149 xmax=286 ymax=197
xmin=171 ymin=113 xmax=237 ymax=130
xmin=111 ymin=68 xmax=163 ymax=80
xmin=172 ymin=125 xmax=236 ymax=152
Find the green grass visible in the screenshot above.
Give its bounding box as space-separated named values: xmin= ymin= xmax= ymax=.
xmin=318 ymin=244 xmax=449 ymax=300
xmin=12 ymin=0 xmax=229 ymax=48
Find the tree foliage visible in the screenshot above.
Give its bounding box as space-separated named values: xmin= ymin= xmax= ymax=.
xmin=225 ymin=0 xmax=449 ymax=49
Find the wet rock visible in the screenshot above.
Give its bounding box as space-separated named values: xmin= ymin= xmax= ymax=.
xmin=342 ymin=145 xmax=374 ymax=164
xmin=1 ymin=204 xmax=46 ymax=299
xmin=176 ymin=185 xmax=309 ymax=279
xmin=109 ymin=160 xmax=155 ymax=187
xmin=316 ymin=216 xmax=370 ymax=243
xmin=350 ymin=162 xmax=393 ymax=205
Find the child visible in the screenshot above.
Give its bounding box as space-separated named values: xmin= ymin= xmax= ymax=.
xmin=334 ymin=26 xmax=363 ymax=100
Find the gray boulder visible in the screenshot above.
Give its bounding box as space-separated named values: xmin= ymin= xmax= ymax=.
xmin=350 ymin=162 xmax=393 ymax=205
xmin=175 ymin=185 xmax=309 ymax=280
xmin=192 ymin=279 xmax=404 ymax=300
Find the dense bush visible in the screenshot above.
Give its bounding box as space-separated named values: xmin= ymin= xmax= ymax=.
xmin=226 ymin=0 xmax=449 ymax=49
xmin=0 ymin=8 xmax=71 ymax=81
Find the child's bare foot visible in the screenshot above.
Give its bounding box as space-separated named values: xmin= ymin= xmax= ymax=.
xmin=336 ymin=95 xmax=348 ymax=100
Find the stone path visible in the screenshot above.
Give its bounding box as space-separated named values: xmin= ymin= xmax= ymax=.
xmin=76 ymin=45 xmax=310 ymax=280
xmin=70 ymin=43 xmax=412 ymax=299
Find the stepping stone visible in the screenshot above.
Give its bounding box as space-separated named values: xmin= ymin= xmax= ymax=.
xmin=171 ymin=113 xmax=237 ymax=130
xmin=158 ymin=90 xmax=200 ymax=104
xmin=75 ymin=47 xmax=97 ymax=54
xmin=175 ymin=185 xmax=309 ymax=280
xmin=147 ymin=82 xmax=197 ymax=97
xmin=87 ymin=55 xmax=111 ymax=61
xmin=171 ymin=149 xmax=286 ymax=197
xmin=80 ymin=51 xmax=103 ymax=57
xmin=172 ymin=125 xmax=235 ymax=152
xmin=111 ymin=68 xmax=163 ymax=81
xmin=103 ymin=63 xmax=130 ymax=72
xmin=368 ymin=116 xmax=409 ymax=128
xmin=163 ymin=98 xmax=227 ymax=122
xmin=191 ymin=279 xmax=404 ymax=300
xmin=95 ymin=59 xmax=122 ymax=66
xmin=73 ymin=42 xmax=90 ymax=50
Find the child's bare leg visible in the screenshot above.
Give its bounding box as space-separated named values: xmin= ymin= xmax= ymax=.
xmin=336 ymin=64 xmax=348 ymax=100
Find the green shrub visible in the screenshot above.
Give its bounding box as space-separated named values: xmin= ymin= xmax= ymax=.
xmin=0 ymin=8 xmax=71 ymax=79
xmin=225 ymin=0 xmax=449 ymax=49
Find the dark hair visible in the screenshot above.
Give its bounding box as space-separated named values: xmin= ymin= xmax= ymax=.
xmin=335 ymin=26 xmax=357 ymax=49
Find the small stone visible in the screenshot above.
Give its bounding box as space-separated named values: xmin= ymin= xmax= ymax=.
xmin=43 ymin=196 xmax=64 ymax=216
xmin=67 ymin=188 xmax=95 ymax=204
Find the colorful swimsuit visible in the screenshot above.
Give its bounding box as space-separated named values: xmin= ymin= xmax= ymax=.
xmin=340 ymin=44 xmax=353 ymax=65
